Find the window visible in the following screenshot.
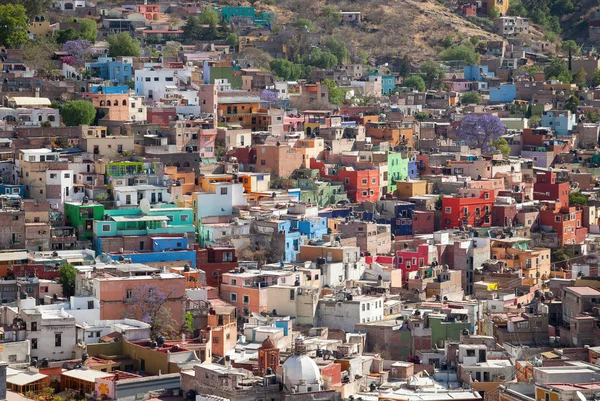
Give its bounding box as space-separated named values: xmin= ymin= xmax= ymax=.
xmin=31 ymin=322 xmax=37 ymax=331
xmin=223 ymin=252 xmax=234 ymax=262
xmin=231 ymin=279 xmax=237 ymax=286
xmin=102 ymin=224 xmax=111 ymax=232
xmin=261 ymin=160 xmax=266 ymax=165
xmin=8 ymin=355 xmax=16 ymax=362
xmin=243 ymin=295 xmax=249 ymax=304
xmin=64 ymin=173 xmax=70 ymax=179
xmin=555 ymin=216 xmax=561 ymax=222
xmin=445 ymin=207 xmax=452 ymax=213
xmin=362 ymin=179 xmax=367 ymax=185
xmin=345 ymin=178 xmax=350 ymax=184
xmin=180 ymin=214 xmax=189 ymax=222
xmin=290 ymin=289 xmax=295 ymax=300
xmin=126 ymin=289 xmax=132 ymax=299
xmin=55 ymin=333 xmax=62 ymax=347
xmin=230 ymin=293 xmax=237 ymax=302
xmin=31 ymin=339 xmax=37 ymax=349
xmin=50 ymin=173 xmax=57 ymax=179
xmin=221 ymin=187 xmax=228 ymax=195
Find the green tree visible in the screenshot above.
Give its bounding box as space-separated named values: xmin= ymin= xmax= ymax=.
xmin=270 ymin=58 xmax=303 ymax=80
xmin=60 ymin=100 xmax=96 ymax=126
xmin=529 ymin=115 xmax=541 ymax=127
xmin=461 ymin=91 xmax=482 ymax=105
xmin=561 ymin=40 xmax=581 ymax=56
xmin=78 ymin=18 xmax=98 ymax=43
xmin=59 ymin=263 xmax=77 ymax=298
xmin=54 ymin=28 xmax=77 ymax=44
xmin=441 ymin=35 xmax=453 ymax=49
xmin=198 ymin=6 xmax=219 ymax=25
xmin=4 ymin=0 xmax=53 ymax=19
xmin=398 ymin=54 xmax=411 ymax=77
xmin=419 ymin=61 xmax=444 ymax=89
xmin=293 ymin=18 xmax=315 ymax=32
xmin=414 ymin=112 xmax=429 ymax=122
xmin=185 ymin=311 xmax=194 ymax=333
xmin=306 ymin=47 xmax=338 ymax=69
xmin=325 ymin=37 xmax=349 ymax=64
xmin=585 ymin=110 xmax=599 ymax=122
xmin=323 ymin=79 xmax=346 ymax=104
xmin=0 ymin=4 xmax=28 ymax=48
xmin=488 ymin=6 xmax=500 ymax=18
xmin=107 ymin=32 xmax=141 ymax=57
xmin=162 ymin=41 xmax=182 ymax=56
xmin=569 ymin=191 xmax=587 ymax=206
xmin=565 ymin=95 xmax=580 ymax=114
xmin=23 ymin=40 xmax=57 ymax=75
xmin=320 ymin=6 xmax=342 ymax=28
xmin=545 ymin=58 xmax=571 ymax=82
xmin=573 ymin=68 xmax=587 ymax=87
xmin=590 ymin=69 xmax=600 ymax=87
xmin=439 ymin=44 xmax=480 ymax=65
xmin=403 ymin=75 xmax=426 ymax=92
xmin=491 ymin=138 xmax=511 ymax=157
xmin=226 ymin=33 xmax=238 ymax=49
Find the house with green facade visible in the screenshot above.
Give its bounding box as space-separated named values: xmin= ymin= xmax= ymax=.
xmin=280 ymin=169 xmax=349 ymax=207
xmin=429 ymin=313 xmax=471 ymax=348
xmin=64 ymin=201 xmax=105 ymax=240
xmin=387 ymin=152 xmax=409 ymax=193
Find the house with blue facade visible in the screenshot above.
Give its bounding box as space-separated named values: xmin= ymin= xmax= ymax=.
xmin=254 ymin=219 xmax=305 ymax=262
xmin=285 ymin=216 xmax=328 ymax=240
xmin=361 ymin=201 xmax=416 ymax=237
xmin=93 ymin=205 xmax=197 ymax=266
xmin=464 ymin=65 xmax=494 ymax=81
xmin=408 ymin=160 xmax=418 ymax=179
xmin=489 ymin=84 xmax=517 ymax=103
xmin=86 ymin=57 xmax=133 ymax=85
xmin=541 ymin=110 xmax=576 ymax=136
xmin=0 ymin=184 xmax=25 ymax=197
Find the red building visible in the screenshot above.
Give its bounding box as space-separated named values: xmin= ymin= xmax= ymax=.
xmin=310 ymin=159 xmax=380 ymax=202
xmin=538 ymin=201 xmax=587 ymax=246
xmin=459 ymin=3 xmax=477 ymax=16
xmin=147 ymin=107 xmax=176 ymax=127
xmin=533 ymin=170 xmax=569 ymax=207
xmin=441 ymin=190 xmax=495 ymax=229
xmin=492 ymin=204 xmax=518 ymax=227
xmin=412 ymin=211 xmax=435 ymax=235
xmin=395 ymin=244 xmax=435 ymax=283
xmin=196 ymin=246 xmax=238 ymax=288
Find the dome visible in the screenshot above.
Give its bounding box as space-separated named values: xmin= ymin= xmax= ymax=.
xmin=282 ymin=354 xmax=322 ymax=392
xmin=261 ymin=336 xmax=276 ymax=350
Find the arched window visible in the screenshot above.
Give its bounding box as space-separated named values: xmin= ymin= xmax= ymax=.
xmin=99 ymin=100 xmax=105 ymax=106
xmin=122 ymin=99 xmax=127 ymax=106
xmin=106 ymin=100 xmax=111 ymax=106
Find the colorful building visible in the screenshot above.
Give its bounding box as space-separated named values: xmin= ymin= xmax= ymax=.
xmin=441 ymin=190 xmax=495 ymax=229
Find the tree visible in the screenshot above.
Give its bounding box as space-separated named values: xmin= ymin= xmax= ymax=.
xmin=54 ymin=28 xmax=77 ymax=45
xmin=419 ymin=61 xmax=444 ymax=89
xmin=591 ymin=69 xmax=600 ymax=88
xmin=403 ymin=75 xmax=426 ymax=92
xmin=260 ymin=89 xmax=282 ymax=108
xmin=0 ymin=4 xmax=28 ymax=48
xmin=162 ymin=41 xmax=183 ymax=56
xmin=185 ymin=311 xmax=194 ymax=333
xmin=439 ymin=44 xmax=481 ymax=65
xmin=125 ymin=284 xmax=178 ymax=338
xmin=488 ymin=6 xmax=500 ymax=19
xmin=61 ymin=39 xmax=92 ymax=67
xmin=2 ymin=0 xmax=53 ymax=19
xmin=565 ymin=95 xmax=580 ymax=114
xmin=307 ymin=48 xmax=338 ymax=69
xmin=456 ymin=114 xmax=505 ymax=151
xmin=198 ymin=6 xmax=219 ymax=26
xmin=441 ymin=35 xmax=453 ymax=49
xmin=545 ymin=58 xmax=571 ymax=82
xmin=240 ymin=47 xmax=272 ymax=70
xmin=226 ymin=33 xmax=238 ymax=49
xmin=561 ymin=40 xmax=581 ymax=56
xmin=59 ymin=263 xmax=77 ymax=298
xmin=325 ymin=37 xmax=349 ymax=64
xmin=414 ymin=112 xmax=429 ymax=122
xmin=585 ymin=110 xmax=599 ymax=122
xmin=107 ymin=32 xmax=141 ymax=57
xmin=398 ymin=54 xmax=411 ymax=77
xmin=323 ymin=79 xmax=347 ymax=105
xmin=61 ymin=100 xmax=96 ymax=126
xmin=569 ymin=192 xmax=587 ymax=206
xmin=461 ymin=91 xmax=482 ymax=105
xmin=319 ymin=6 xmax=342 ymax=29
xmin=23 ymin=40 xmax=57 ymax=75
xmin=270 ymin=58 xmax=302 ymax=80
xmin=293 ymin=18 xmax=315 ymax=32
xmin=76 ymin=18 xmax=98 ymax=43
xmin=491 ymin=138 xmax=511 ymax=157
xmin=573 ymin=68 xmax=587 ymax=87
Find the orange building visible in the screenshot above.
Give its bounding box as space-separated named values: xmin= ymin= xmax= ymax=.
xmin=88 ymin=93 xmax=130 ymax=121
xmin=366 ymin=122 xmax=415 ymax=150
xmin=165 ymin=166 xmax=196 ymax=203
xmin=207 ymin=300 xmax=237 ymax=357
xmin=255 ymin=144 xmax=304 ymax=178
xmin=218 ymin=98 xmax=276 ymax=131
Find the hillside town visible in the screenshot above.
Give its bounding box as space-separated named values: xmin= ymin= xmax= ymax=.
xmin=0 ymin=0 xmax=600 ymax=400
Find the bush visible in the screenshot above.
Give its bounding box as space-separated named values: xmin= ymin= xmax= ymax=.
xmin=60 ymin=100 xmax=96 ymax=126
xmin=461 ymin=92 xmax=482 ymax=105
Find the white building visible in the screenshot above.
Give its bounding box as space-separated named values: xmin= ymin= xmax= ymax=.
xmin=113 ymin=184 xmax=171 ymax=207
xmin=20 ymin=298 xmax=77 ymax=362
xmin=134 ymin=66 xmax=197 ymax=105
xmin=76 ymin=319 xmax=151 ymax=345
xmin=316 ymin=294 xmax=385 ymax=332
xmin=129 ymin=95 xmax=147 ymax=122
xmin=46 ymin=168 xmax=77 ymax=207
xmin=193 ymin=182 xmax=246 ymax=221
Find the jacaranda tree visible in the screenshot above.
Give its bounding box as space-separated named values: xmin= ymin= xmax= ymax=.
xmin=456 ymin=114 xmax=505 ymax=151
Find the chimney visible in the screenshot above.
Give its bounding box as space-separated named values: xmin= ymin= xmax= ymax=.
xmin=34 ymin=87 xmax=40 ymax=98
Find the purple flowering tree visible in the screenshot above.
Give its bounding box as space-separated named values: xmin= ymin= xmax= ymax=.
xmin=61 ymin=39 xmax=92 ymax=68
xmin=260 ymin=89 xmax=282 ymax=108
xmin=124 ymin=284 xmax=177 ymax=338
xmin=456 ymin=114 xmax=505 ymax=151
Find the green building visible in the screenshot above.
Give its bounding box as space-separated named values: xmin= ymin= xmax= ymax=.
xmin=64 ymin=201 xmax=105 ymax=239
xmin=281 ymin=169 xmax=348 ymax=207
xmin=429 ymin=313 xmax=471 ymax=348
xmin=388 ymin=152 xmax=409 ymax=193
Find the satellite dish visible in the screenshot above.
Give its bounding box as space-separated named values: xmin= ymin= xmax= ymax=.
xmin=139 ymin=198 xmax=151 ymax=215
xmin=576 ymin=391 xmax=586 ymax=401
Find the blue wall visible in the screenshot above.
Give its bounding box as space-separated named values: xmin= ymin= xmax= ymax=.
xmin=408 ymin=161 xmax=418 ymax=179
xmin=151 ymin=237 xmax=189 ymax=251
xmin=108 ymin=249 xmax=197 ymax=268
xmin=541 ymin=110 xmax=575 ymax=136
xmin=489 ymin=84 xmax=517 ymax=103
xmin=464 ymin=65 xmax=493 ymax=81
xmin=0 ymin=185 xmax=25 ymax=197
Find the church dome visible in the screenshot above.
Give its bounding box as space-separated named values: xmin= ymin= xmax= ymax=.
xmin=282 ymin=354 xmax=322 ymax=392
xmin=261 ymin=336 xmax=276 ymax=350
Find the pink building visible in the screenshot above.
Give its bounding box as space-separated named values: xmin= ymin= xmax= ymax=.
xmin=92 ymin=273 xmax=187 ymax=330
xmin=395 ymin=244 xmax=438 ymax=283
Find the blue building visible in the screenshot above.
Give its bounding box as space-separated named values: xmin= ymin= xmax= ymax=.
xmin=103 ymin=236 xmax=197 ymax=268
xmin=285 ymin=216 xmax=328 ymax=240
xmin=0 ymin=184 xmax=25 ymax=197
xmin=408 ymin=161 xmax=418 ymax=179
xmin=89 ymin=85 xmax=130 ymax=95
xmin=489 ymin=84 xmax=517 ymax=103
xmin=86 ymin=56 xmax=133 ymax=85
xmin=541 ymin=110 xmax=576 ymax=136
xmin=362 ymin=201 xmax=416 ymax=237
xmin=464 ymin=65 xmax=494 ymax=81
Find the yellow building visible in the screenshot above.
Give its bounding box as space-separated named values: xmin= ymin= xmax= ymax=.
xmin=293 ymin=138 xmax=325 ymax=167
xmin=490 ymin=238 xmax=551 ymax=285
xmin=28 ymin=17 xmax=55 ymax=39
xmin=486 ymin=0 xmax=509 ymax=15
xmin=396 ymin=180 xmax=428 ymax=199
xmin=198 ymin=174 xmax=234 ymax=190
xmin=238 ymin=172 xmax=271 ymax=193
